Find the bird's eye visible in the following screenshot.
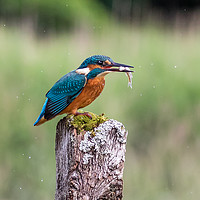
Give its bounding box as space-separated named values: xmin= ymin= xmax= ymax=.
xmin=97 ymin=60 xmax=103 ymax=65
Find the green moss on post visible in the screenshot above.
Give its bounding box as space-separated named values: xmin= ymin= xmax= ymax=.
xmin=65 ymin=111 xmax=108 ymax=133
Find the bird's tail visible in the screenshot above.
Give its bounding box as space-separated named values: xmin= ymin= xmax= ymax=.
xmin=34 ymin=99 xmax=48 ymax=126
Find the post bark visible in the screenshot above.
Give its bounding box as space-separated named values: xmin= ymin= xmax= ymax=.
xmin=55 ymin=116 xmax=128 ymax=200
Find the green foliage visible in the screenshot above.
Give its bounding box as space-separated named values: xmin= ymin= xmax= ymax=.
xmin=0 ymin=24 xmax=200 ymax=200
xmin=0 ymin=0 xmax=109 ymax=30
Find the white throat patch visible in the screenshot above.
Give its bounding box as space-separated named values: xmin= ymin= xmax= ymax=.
xmin=76 ymin=68 xmax=90 ymax=75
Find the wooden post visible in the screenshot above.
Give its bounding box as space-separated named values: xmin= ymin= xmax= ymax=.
xmin=55 ymin=116 xmax=128 ymax=200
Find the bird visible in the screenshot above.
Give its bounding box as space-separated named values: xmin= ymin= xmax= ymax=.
xmin=34 ymin=55 xmax=133 ymax=126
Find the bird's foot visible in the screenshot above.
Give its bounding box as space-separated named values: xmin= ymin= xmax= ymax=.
xmin=75 ymin=112 xmax=92 ymax=119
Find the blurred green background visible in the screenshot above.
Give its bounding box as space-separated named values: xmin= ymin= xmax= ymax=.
xmin=1 ymin=0 xmax=200 ymax=199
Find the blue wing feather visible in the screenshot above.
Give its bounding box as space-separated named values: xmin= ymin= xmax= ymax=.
xmin=34 ymin=98 xmax=48 ymax=126
xmin=44 ymin=71 xmax=86 ymax=120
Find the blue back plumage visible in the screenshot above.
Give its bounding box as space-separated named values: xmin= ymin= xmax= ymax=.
xmin=33 ymin=71 xmax=86 ymax=124
xmin=44 ymin=71 xmax=86 ymax=120
xmin=78 ymin=55 xmax=113 ymax=69
xmin=46 ymin=71 xmax=85 ymax=98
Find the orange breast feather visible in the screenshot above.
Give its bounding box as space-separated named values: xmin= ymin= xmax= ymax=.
xmin=61 ymin=77 xmax=105 ymax=115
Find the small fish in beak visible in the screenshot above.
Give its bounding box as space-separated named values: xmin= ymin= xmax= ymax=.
xmin=119 ymin=66 xmax=133 ymax=88
xmin=102 ymin=61 xmax=134 ymax=89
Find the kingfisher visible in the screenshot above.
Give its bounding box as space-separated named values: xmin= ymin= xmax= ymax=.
xmin=34 ymin=55 xmax=133 ymax=126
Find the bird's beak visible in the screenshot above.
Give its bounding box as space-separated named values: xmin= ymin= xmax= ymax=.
xmin=103 ymin=62 xmax=134 ymax=72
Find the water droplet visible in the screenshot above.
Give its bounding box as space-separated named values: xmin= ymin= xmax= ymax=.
xmin=153 ymin=85 xmax=156 ymax=89
xmin=3 ymin=24 xmax=6 ymax=27
xmin=22 ymin=153 xmax=24 ymax=156
xmin=41 ymin=179 xmax=44 ymax=182
xmin=28 ymin=98 xmax=31 ymax=101
xmin=16 ymin=96 xmax=19 ymax=99
xmin=41 ymin=70 xmax=43 ymax=73
xmin=174 ymin=65 xmax=177 ymax=69
xmin=43 ymin=30 xmax=46 ymax=33
xmin=150 ymin=63 xmax=154 ymax=66
xmin=140 ymin=93 xmax=143 ymax=96
xmin=28 ymin=156 xmax=31 ymax=159
xmin=19 ymin=187 xmax=22 ymax=190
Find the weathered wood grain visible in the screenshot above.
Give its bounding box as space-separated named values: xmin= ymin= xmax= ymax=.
xmin=55 ymin=117 xmax=128 ymax=200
